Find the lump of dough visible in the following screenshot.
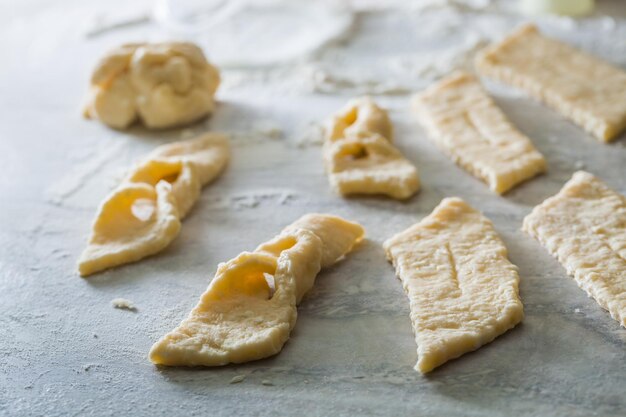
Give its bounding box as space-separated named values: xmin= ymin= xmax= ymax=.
xmin=84 ymin=42 xmax=220 ymax=129
xmin=78 ymin=182 xmax=181 ymax=277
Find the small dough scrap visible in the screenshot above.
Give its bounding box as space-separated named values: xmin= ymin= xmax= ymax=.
xmin=384 ymin=198 xmax=524 ymax=373
xmin=111 ymin=298 xmax=136 ymax=311
xmin=78 ymin=135 xmax=229 ymax=276
xmin=84 ymin=42 xmax=220 ymax=129
xmin=475 ymin=24 xmax=626 ymax=142
xmin=412 ymin=71 xmax=546 ymax=194
xmin=523 ymin=171 xmax=626 ymax=328
xmin=78 ymin=182 xmax=181 ymax=277
xmin=323 ymin=97 xmax=420 ymax=199
xmin=326 ymin=97 xmax=393 ymax=142
xmin=149 ymin=214 xmax=364 ymax=367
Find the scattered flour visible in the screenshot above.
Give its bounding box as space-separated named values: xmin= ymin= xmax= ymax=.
xmin=307 ymin=66 xmax=411 ymax=95
xmin=203 ymin=190 xmax=298 ymax=210
xmin=410 ymin=0 xmax=494 ymax=13
xmin=295 ymin=122 xmax=325 ymax=148
xmin=224 ymin=120 xmax=284 ymax=146
xmin=388 ymin=35 xmax=490 ymax=82
xmin=46 ymin=141 xmax=126 ymax=205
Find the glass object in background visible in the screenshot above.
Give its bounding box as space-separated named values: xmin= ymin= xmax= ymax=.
xmin=521 ymin=0 xmax=595 ymax=16
xmin=154 ymin=0 xmax=353 ymax=68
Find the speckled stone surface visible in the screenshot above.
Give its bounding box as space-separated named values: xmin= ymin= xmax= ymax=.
xmin=1 ymin=1 xmax=625 ymax=416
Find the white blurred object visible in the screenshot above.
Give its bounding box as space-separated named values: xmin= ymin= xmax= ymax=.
xmin=155 ymin=0 xmax=354 ymax=68
xmin=521 ymin=0 xmax=595 ymax=16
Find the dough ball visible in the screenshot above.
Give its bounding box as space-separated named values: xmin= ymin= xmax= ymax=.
xmin=84 ymin=42 xmax=220 ymax=129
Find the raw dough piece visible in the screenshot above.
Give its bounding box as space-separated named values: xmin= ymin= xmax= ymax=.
xmin=84 ymin=42 xmax=220 ymax=129
xmin=111 ymin=298 xmax=136 ymax=311
xmin=77 ymin=182 xmax=181 ymax=277
xmin=323 ymin=97 xmax=420 ymax=199
xmin=326 ymin=97 xmax=393 ymax=143
xmin=523 ymin=171 xmax=626 ymax=327
xmin=412 ymin=71 xmax=546 ymax=194
xmin=127 ymin=133 xmax=230 ymax=218
xmin=149 ymin=214 xmax=364 ymax=366
xmin=384 ymin=198 xmax=524 ymax=373
xmin=77 ymin=134 xmax=229 ymax=277
xmin=475 ymin=24 xmax=626 ymax=142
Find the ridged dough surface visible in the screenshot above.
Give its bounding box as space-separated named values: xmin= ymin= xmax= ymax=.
xmin=384 ymin=197 xmax=524 ymax=373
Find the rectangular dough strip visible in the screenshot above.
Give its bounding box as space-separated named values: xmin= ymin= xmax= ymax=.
xmin=384 ymin=197 xmax=524 ymax=373
xmin=412 ymin=71 xmax=546 ymax=194
xmin=523 ymin=171 xmax=626 ymax=328
xmin=475 ymin=23 xmax=626 ymax=142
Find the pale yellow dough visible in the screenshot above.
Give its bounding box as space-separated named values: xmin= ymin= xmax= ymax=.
xmin=412 ymin=71 xmax=546 ymax=194
xmin=323 ymin=97 xmax=420 ymax=199
xmin=77 ymin=182 xmax=181 ymax=277
xmin=149 ymin=214 xmax=364 ymax=367
xmin=475 ymin=24 xmax=626 ymax=142
xmin=84 ymin=42 xmax=220 ymax=129
xmin=326 ymin=96 xmax=393 ymax=142
xmin=77 ymin=134 xmax=229 ymax=277
xmin=384 ymin=198 xmax=524 ymax=373
xmin=523 ymin=171 xmax=626 ymax=328
xmin=127 ymin=133 xmax=230 ymax=219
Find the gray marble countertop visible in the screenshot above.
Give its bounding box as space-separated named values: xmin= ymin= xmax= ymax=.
xmin=1 ymin=1 xmax=625 ymax=416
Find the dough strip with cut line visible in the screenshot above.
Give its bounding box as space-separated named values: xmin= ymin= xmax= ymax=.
xmin=384 ymin=197 xmax=524 ymax=373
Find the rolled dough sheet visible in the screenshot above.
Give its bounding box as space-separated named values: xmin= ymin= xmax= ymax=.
xmin=384 ymin=197 xmax=524 ymax=373
xmin=523 ymin=171 xmax=626 ymax=328
xmin=475 ymin=23 xmax=626 ymax=143
xmin=412 ymin=71 xmax=546 ymax=194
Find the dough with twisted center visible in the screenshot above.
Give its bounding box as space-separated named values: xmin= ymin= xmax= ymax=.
xmin=149 ymin=214 xmax=364 ymax=366
xmin=84 ymin=42 xmax=220 ymax=129
xmin=384 ymin=198 xmax=523 ymax=373
xmin=323 ymin=97 xmax=420 ymax=199
xmin=78 ymin=134 xmax=229 ymax=277
xmin=476 ymin=24 xmax=626 ymax=142
xmin=523 ymin=171 xmax=626 ymax=328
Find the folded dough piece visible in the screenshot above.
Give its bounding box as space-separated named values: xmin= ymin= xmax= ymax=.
xmin=384 ymin=198 xmax=524 ymax=373
xmin=84 ymin=42 xmax=220 ymax=129
xmin=78 ymin=134 xmax=229 ymax=276
xmin=149 ymin=214 xmax=364 ymax=366
xmin=323 ymin=97 xmax=420 ymax=199
xmin=326 ymin=96 xmax=393 ymax=142
xmin=77 ymin=182 xmax=181 ymax=277
xmin=127 ymin=133 xmax=229 ymax=218
xmin=412 ymin=71 xmax=546 ymax=194
xmin=475 ymin=23 xmax=626 ymax=142
xmin=523 ymin=171 xmax=626 ymax=328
